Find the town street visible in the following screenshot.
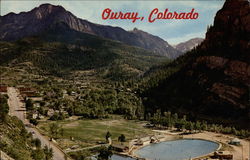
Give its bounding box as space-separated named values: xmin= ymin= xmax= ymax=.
xmin=7 ymin=87 xmax=67 ymax=160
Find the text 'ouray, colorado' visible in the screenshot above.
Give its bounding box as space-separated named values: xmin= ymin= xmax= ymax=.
xmin=102 ymin=8 xmax=199 ymax=23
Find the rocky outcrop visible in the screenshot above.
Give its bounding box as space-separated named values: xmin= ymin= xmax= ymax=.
xmin=193 ymin=56 xmax=228 ymax=69
xmin=225 ymin=60 xmax=250 ymax=83
xmin=131 ymin=28 xmax=181 ymax=58
xmin=210 ymin=83 xmax=247 ymax=108
xmin=201 ymin=0 xmax=250 ymax=60
xmin=0 ymin=4 xmax=180 ymax=58
xmin=192 ymin=56 xmax=249 ymax=108
xmin=194 ymin=56 xmax=250 ymax=83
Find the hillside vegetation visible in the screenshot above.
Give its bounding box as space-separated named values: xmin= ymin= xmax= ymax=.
xmin=0 ymin=95 xmax=52 ymax=160
xmin=140 ymin=0 xmax=250 ymax=129
xmin=0 ymin=22 xmax=168 ymax=80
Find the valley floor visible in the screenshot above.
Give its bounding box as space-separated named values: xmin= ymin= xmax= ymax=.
xmin=38 ymin=116 xmax=250 ymax=160
xmin=37 ymin=116 xmax=154 ymax=150
xmin=5 ymin=87 xmax=250 ymax=160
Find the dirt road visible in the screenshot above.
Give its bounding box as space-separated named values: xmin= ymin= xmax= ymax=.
xmin=7 ymin=87 xmax=67 ymax=160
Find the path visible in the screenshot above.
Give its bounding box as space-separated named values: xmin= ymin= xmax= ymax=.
xmin=65 ymin=144 xmax=108 ymax=153
xmin=0 ymin=150 xmax=14 ymax=160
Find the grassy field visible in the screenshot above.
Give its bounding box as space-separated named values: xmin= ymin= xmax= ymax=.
xmin=38 ymin=115 xmax=153 ymax=149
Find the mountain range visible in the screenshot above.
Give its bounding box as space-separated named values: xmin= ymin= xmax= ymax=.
xmin=141 ymin=0 xmax=250 ymax=129
xmin=0 ymin=24 xmax=170 ymax=81
xmin=0 ymin=4 xmax=181 ymax=59
xmin=174 ymin=38 xmax=204 ymax=53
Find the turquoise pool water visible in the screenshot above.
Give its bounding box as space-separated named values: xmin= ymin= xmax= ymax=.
xmin=134 ymin=139 xmax=219 ymax=160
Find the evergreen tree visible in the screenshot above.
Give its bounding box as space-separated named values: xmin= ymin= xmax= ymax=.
xmin=195 ymin=121 xmax=201 ymax=132
xmin=105 ymin=131 xmax=111 ymax=142
xmin=118 ymin=134 xmax=126 ymax=144
xmin=26 ymin=99 xmax=34 ymax=111
xmin=43 ymin=145 xmax=53 ymax=160
xmin=32 ymin=138 xmax=41 ymax=148
xmin=0 ymin=96 xmax=9 ymax=123
xmin=98 ymin=146 xmax=112 ymax=160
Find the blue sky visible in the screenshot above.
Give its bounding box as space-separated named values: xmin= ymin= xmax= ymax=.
xmin=1 ymin=1 xmax=224 ymax=44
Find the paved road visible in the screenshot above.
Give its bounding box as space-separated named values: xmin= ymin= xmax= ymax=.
xmin=7 ymin=87 xmax=67 ymax=160
xmin=0 ymin=150 xmax=15 ymax=160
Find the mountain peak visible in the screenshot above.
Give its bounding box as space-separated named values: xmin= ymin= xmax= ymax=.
xmin=31 ymin=3 xmax=67 ymax=19
xmin=37 ymin=3 xmax=66 ymax=12
xmin=174 ymin=37 xmax=204 ymax=53
xmin=132 ymin=27 xmax=140 ymax=32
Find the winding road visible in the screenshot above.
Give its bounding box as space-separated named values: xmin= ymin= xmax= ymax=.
xmin=7 ymin=87 xmax=67 ymax=160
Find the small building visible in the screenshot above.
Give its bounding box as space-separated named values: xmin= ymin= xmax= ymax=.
xmin=21 ymin=92 xmax=37 ymax=98
xmin=34 ymin=102 xmax=41 ymax=108
xmin=19 ymin=87 xmax=36 ymax=92
xmin=229 ymin=138 xmax=241 ymax=145
xmin=0 ymin=86 xmax=7 ymax=93
xmin=112 ymin=144 xmax=129 ymax=152
xmin=214 ymin=151 xmax=233 ymax=160
xmin=71 ymin=91 xmax=77 ymax=96
xmin=47 ymin=109 xmax=55 ymax=117
xmin=70 ymin=145 xmax=79 ymax=150
xmin=150 ymin=135 xmax=161 ymax=144
xmin=135 ymin=137 xmax=151 ymax=146
xmin=144 ymin=123 xmax=155 ymax=128
xmin=32 ymin=111 xmax=44 ymax=119
xmin=19 ymin=87 xmax=37 ymax=96
xmin=27 ymin=97 xmax=43 ymax=102
xmin=150 ymin=137 xmax=157 ymax=143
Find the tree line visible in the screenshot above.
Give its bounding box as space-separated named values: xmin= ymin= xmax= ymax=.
xmin=149 ymin=110 xmax=250 ymax=138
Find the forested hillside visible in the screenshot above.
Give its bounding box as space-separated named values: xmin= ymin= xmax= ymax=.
xmin=0 ymin=22 xmax=168 ymax=80
xmin=140 ymin=0 xmax=250 ymax=129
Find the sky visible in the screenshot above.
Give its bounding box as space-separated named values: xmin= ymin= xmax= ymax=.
xmin=0 ymin=0 xmax=225 ymax=45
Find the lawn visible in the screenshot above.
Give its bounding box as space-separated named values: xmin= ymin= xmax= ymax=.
xmin=38 ymin=115 xmax=152 ymax=149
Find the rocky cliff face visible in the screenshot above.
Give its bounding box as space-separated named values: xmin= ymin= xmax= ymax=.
xmin=174 ymin=38 xmax=204 ymax=53
xmin=131 ymin=28 xmax=182 ymax=58
xmin=0 ymin=4 xmax=180 ymax=58
xmin=201 ymin=0 xmax=250 ymax=60
xmin=142 ymin=0 xmax=250 ymax=128
xmin=197 ymin=0 xmax=250 ymax=110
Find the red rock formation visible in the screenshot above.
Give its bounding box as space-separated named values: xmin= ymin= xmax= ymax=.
xmin=201 ymin=0 xmax=250 ymax=59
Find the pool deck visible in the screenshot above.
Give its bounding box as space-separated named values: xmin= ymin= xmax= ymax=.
xmin=182 ymin=131 xmax=249 ymax=160
xmin=118 ymin=130 xmax=249 ymax=160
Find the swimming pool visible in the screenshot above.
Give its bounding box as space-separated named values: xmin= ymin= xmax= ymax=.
xmin=134 ymin=139 xmax=219 ymax=160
